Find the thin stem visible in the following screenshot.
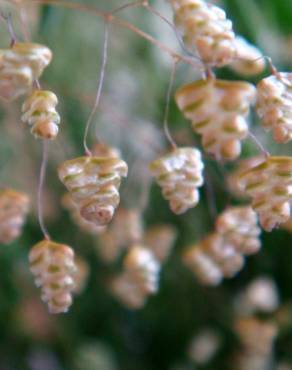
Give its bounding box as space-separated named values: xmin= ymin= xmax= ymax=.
xmin=38 ymin=140 xmax=50 ymax=240
xmin=163 ymin=59 xmax=178 ymax=150
xmin=144 ymin=2 xmax=202 ymax=62
xmin=14 ymin=0 xmax=203 ymax=69
xmin=83 ymin=20 xmax=109 ymax=155
xmin=0 ymin=11 xmax=17 ymax=45
xmin=248 ymin=131 xmax=270 ymax=158
xmin=111 ymin=0 xmax=144 ymax=15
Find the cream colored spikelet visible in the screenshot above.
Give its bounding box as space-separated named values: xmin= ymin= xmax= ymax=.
xmin=143 ymin=225 xmax=177 ymax=262
xmin=215 ymin=206 xmax=261 ymax=255
xmin=58 ymin=155 xmax=128 ymax=226
xmin=124 ymin=245 xmax=160 ymax=294
xmin=62 ymin=193 xmax=106 ymax=235
xmin=0 ymin=42 xmax=52 ymax=101
xmin=0 ymin=189 xmax=29 ymax=244
xmin=183 ymin=245 xmax=223 ymax=286
xmin=21 ymin=90 xmax=60 ymax=140
xmin=230 ymin=36 xmax=265 ymax=76
xmin=176 ymin=79 xmax=256 ymax=160
xmin=29 ymin=240 xmax=77 ymax=314
xmin=110 ymin=272 xmax=146 ymax=309
xmin=172 ymin=0 xmax=236 ymax=67
xmin=256 ymin=73 xmax=292 ymax=143
xmin=227 ymin=156 xmax=265 ymax=198
xmin=239 ymin=156 xmax=292 ymax=231
xmin=150 ymin=147 xmax=204 ymax=214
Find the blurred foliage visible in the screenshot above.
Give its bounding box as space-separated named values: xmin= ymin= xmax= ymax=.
xmin=0 ymin=0 xmax=292 ymax=369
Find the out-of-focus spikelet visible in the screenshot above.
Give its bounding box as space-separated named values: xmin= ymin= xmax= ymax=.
xmin=124 ymin=245 xmax=160 ymax=294
xmin=0 ymin=189 xmax=29 ymax=244
xmin=143 ymin=224 xmax=177 ymax=262
xmin=0 ymin=42 xmax=52 ymax=101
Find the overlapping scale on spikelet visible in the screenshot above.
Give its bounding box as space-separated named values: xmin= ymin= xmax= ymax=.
xmin=143 ymin=225 xmax=177 ymax=262
xmin=216 ymin=206 xmax=261 ymax=255
xmin=239 ymin=156 xmax=292 ymax=231
xmin=256 ymin=73 xmax=292 ymax=143
xmin=0 ymin=189 xmax=29 ymax=244
xmin=29 ymin=240 xmax=77 ymax=314
xmin=234 ymin=318 xmax=278 ymax=370
xmin=230 ymin=36 xmax=265 ymax=76
xmin=97 ymin=208 xmax=143 ymax=263
xmin=150 ymin=147 xmax=204 ymax=214
xmin=58 ymin=155 xmax=128 ymax=226
xmin=21 ymin=90 xmax=60 ymax=139
xmin=62 ymin=193 xmax=106 ymax=235
xmin=183 ymin=206 xmax=261 ymax=285
xmin=0 ymin=42 xmax=52 ymax=101
xmin=176 ymin=79 xmax=256 ymax=161
xmin=227 ymin=156 xmax=266 ymax=198
xmin=124 ymin=245 xmax=160 ymax=294
xmin=171 ymin=0 xmax=236 ymax=67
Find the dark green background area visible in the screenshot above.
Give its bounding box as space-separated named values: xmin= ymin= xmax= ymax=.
xmin=0 ymin=0 xmax=292 ymax=369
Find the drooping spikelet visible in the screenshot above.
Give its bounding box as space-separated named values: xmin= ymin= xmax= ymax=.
xmin=239 ymin=156 xmax=292 ymax=231
xmin=183 ymin=206 xmax=261 ymax=285
xmin=21 ymin=90 xmax=60 ymax=139
xmin=58 ymin=155 xmax=128 ymax=226
xmin=176 ymin=79 xmax=256 ymax=160
xmin=143 ymin=225 xmax=177 ymax=262
xmin=0 ymin=42 xmax=52 ymax=101
xmin=172 ymin=0 xmax=236 ymax=67
xmin=97 ymin=208 xmax=143 ymax=263
xmin=234 ymin=318 xmax=278 ymax=370
xmin=62 ymin=193 xmax=106 ymax=235
xmin=124 ymin=245 xmax=160 ymax=294
xmin=230 ymin=36 xmax=266 ymax=76
xmin=150 ymin=147 xmax=204 ymax=214
xmin=256 ymin=73 xmax=292 ymax=143
xmin=227 ymin=156 xmax=265 ymax=198
xmin=0 ymin=189 xmax=29 ymax=244
xmin=110 ymin=272 xmax=146 ymax=309
xmin=29 ymin=240 xmax=77 ymax=314
xmin=215 ymin=206 xmax=261 ymax=255
xmin=183 ymin=244 xmax=223 ymax=286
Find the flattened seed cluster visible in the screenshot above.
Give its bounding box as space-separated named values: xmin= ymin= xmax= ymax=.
xmin=183 ymin=206 xmax=261 ymax=285
xmin=29 ymin=240 xmax=77 ymax=314
xmin=0 ymin=189 xmax=29 ymax=244
xmin=256 ymin=73 xmax=292 ymax=143
xmin=150 ymin=147 xmax=204 ymax=214
xmin=22 ymin=90 xmax=60 ymax=140
xmin=172 ymin=0 xmax=236 ymax=67
xmin=176 ymin=79 xmax=256 ymax=160
xmin=58 ymin=155 xmax=128 ymax=226
xmin=0 ymin=42 xmax=52 ymax=101
xmin=239 ymin=156 xmax=292 ymax=231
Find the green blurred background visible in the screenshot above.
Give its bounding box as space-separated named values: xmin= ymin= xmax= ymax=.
xmin=1 ymin=0 xmax=292 ymax=369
